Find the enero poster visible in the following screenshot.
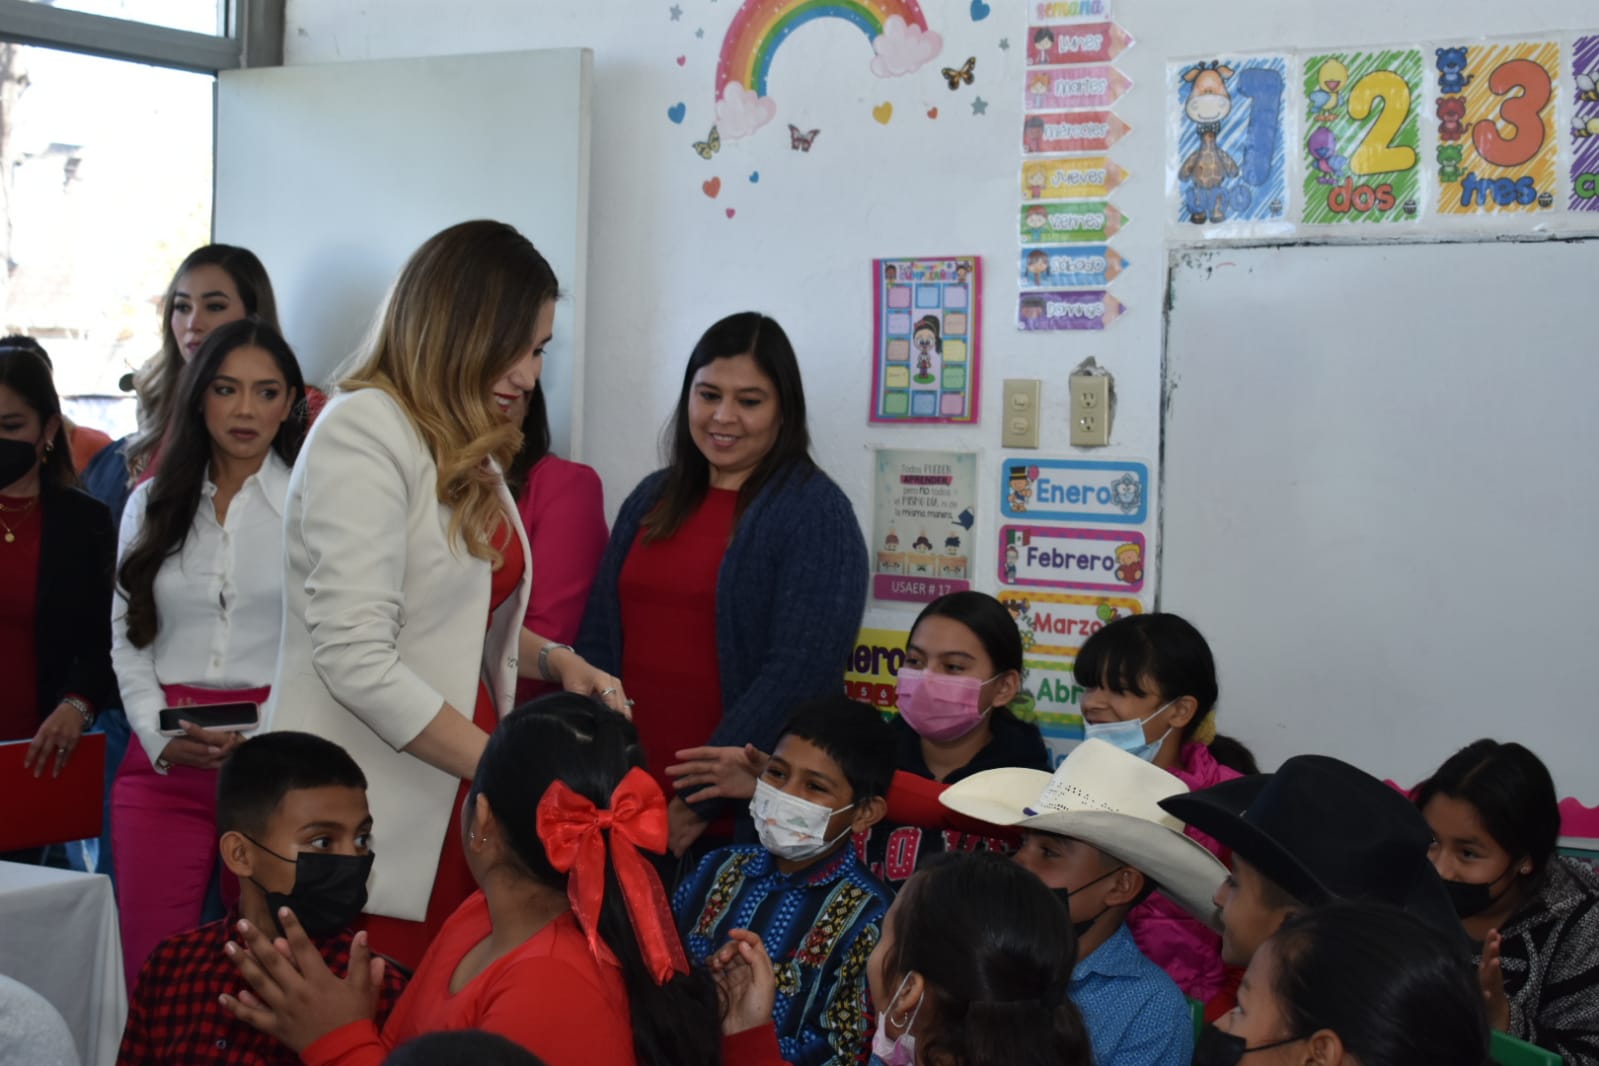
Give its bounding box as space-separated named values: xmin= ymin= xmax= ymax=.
xmin=872 ymin=449 xmax=978 ymax=604
xmin=1301 ymin=49 xmax=1423 ymax=223
xmin=843 ymin=627 xmax=908 ymax=712
xmin=1434 ymin=41 xmax=1559 ymax=215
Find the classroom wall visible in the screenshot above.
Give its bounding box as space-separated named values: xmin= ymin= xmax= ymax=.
xmin=282 ymin=0 xmax=1599 ymax=792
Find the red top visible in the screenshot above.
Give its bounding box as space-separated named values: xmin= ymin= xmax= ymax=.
xmin=618 ymin=489 xmax=737 ymax=796
xmin=0 ymin=493 xmax=43 ymax=742
xmin=303 ymin=892 xmax=635 ymax=1066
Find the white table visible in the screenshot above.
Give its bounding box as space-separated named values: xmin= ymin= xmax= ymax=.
xmin=0 ymin=862 xmax=126 ymax=1066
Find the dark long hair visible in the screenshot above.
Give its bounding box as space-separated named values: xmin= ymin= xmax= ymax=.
xmin=468 ymin=695 xmax=722 ymax=1066
xmin=641 ymin=312 xmax=814 ymax=540
xmin=911 ymin=591 xmax=1030 ymax=727
xmin=1415 ymin=740 xmax=1561 ymax=881
xmin=1269 ymin=903 xmax=1489 ymax=1066
xmin=117 ymin=320 xmax=306 ymax=648
xmin=1073 ymin=613 xmax=1259 ymax=773
xmin=502 ymin=380 xmax=552 ymax=500
xmin=0 ymin=347 xmax=76 ymax=490
xmin=884 ymin=852 xmax=1094 ymax=1066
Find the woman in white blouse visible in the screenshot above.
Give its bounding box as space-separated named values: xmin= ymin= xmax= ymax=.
xmin=268 ymin=220 xmax=627 ymax=968
xmin=110 ymin=319 xmax=305 ymax=990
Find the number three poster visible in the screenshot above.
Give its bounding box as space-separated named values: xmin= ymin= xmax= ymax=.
xmin=1434 ymin=41 xmax=1559 ymax=215
xmin=1301 ymin=49 xmax=1422 ymax=223
xmin=1168 ymin=55 xmax=1291 ymax=228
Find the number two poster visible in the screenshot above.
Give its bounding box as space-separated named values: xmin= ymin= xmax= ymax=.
xmin=1302 ymin=49 xmax=1422 ymax=223
xmin=1434 ymin=41 xmax=1560 ymax=215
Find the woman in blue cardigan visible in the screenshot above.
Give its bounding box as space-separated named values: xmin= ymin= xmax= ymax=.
xmin=577 ymin=312 xmax=867 ymax=857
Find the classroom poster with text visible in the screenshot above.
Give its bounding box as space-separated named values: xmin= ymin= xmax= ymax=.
xmin=872 ymin=449 xmax=977 ymax=604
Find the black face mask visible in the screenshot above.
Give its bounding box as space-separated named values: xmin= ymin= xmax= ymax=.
xmin=0 ymin=437 xmax=40 ymax=488
xmin=1192 ymin=1022 xmax=1302 ymax=1066
xmin=1053 ymin=864 xmax=1125 ymax=940
xmin=1443 ymin=864 xmax=1519 ymax=919
xmin=245 ymin=837 xmax=373 ymax=939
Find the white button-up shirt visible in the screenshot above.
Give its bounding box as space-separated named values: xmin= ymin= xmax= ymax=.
xmin=111 ymin=453 xmax=290 ymax=766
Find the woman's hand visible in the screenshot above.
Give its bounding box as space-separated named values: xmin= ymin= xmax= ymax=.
xmin=23 ymin=703 xmax=88 ymax=779
xmin=667 ymin=795 xmax=710 ymax=857
xmin=545 ymin=646 xmax=631 ymax=718
xmin=666 ymin=744 xmax=769 ymax=805
xmin=708 ymin=929 xmax=777 ymax=1035
xmin=160 ymin=720 xmax=246 ymax=771
xmin=1479 ymin=928 xmax=1511 ymax=1032
xmin=220 ymin=910 xmax=385 ymax=1052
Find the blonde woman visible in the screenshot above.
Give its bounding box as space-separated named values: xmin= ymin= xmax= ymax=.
xmin=266 ymin=221 xmax=627 ymax=967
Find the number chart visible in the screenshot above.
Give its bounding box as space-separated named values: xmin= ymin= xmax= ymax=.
xmin=1302 ymin=50 xmax=1422 ymax=223
xmin=1170 ymin=55 xmax=1290 ymax=227
xmin=1434 ymin=41 xmax=1559 ymax=215
xmin=1573 ymin=35 xmax=1599 ymax=212
xmin=870 ymin=257 xmax=982 ymax=424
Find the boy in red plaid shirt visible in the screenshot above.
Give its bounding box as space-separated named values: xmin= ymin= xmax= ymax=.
xmin=118 ymin=732 xmax=407 ymax=1064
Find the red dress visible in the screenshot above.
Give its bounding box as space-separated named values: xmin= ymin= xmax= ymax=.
xmin=364 ymin=521 xmax=523 ymax=969
xmin=617 ymin=489 xmax=737 ymax=799
xmin=0 ymin=493 xmax=42 ymax=742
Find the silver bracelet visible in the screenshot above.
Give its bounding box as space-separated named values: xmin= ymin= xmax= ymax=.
xmin=538 ymin=642 xmax=573 ymax=682
xmin=62 ymin=696 xmax=94 ymax=728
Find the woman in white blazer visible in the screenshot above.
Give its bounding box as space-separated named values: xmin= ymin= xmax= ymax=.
xmin=267 ymin=221 xmax=626 ymax=967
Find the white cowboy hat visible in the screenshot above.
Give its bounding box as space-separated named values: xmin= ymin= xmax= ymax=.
xmin=939 ymin=738 xmax=1227 ymax=928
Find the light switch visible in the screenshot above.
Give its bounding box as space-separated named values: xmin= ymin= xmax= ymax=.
xmin=1001 ymin=379 xmax=1042 ymax=448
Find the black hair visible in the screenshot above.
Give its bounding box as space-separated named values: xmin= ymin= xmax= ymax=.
xmin=642 ymin=312 xmax=814 ymax=541
xmin=502 ymin=379 xmax=552 ymax=500
xmin=117 ymin=319 xmax=307 ymax=648
xmin=468 ymin=694 xmax=722 ymax=1066
xmin=910 ymin=592 xmax=1033 ymax=729
xmin=1269 ymin=902 xmax=1490 ymax=1066
xmin=216 ymin=732 xmax=367 ymax=837
xmin=1032 ymin=26 xmax=1056 ymax=45
xmin=885 ymin=852 xmax=1095 ymax=1066
xmin=0 ymin=347 xmax=76 ymax=489
xmin=1415 ymin=740 xmax=1561 ymax=880
xmin=1073 ymin=613 xmax=1259 ymax=774
xmin=0 ymin=334 xmax=48 ymax=367
xmin=383 ymin=1031 xmax=548 ymax=1066
xmin=778 ymin=696 xmax=896 ymax=803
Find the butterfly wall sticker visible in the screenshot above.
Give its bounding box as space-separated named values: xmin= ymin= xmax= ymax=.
xmin=788 ymin=124 xmax=820 ymax=152
xmin=941 ymin=56 xmax=976 ymax=91
xmin=692 ymin=126 xmax=721 ymax=159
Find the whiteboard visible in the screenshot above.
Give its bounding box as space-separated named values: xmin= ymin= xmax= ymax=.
xmin=214 ymin=49 xmax=591 ymax=458
xmin=1160 ymin=239 xmax=1598 ymax=803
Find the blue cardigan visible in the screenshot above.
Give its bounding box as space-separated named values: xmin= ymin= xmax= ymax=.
xmin=576 ymin=464 xmax=868 ymax=812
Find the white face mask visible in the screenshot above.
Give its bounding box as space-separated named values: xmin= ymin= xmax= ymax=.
xmin=1081 ymin=699 xmax=1178 ymax=763
xmin=749 ymin=777 xmax=854 ymax=862
xmin=870 ymin=971 xmax=923 ymax=1066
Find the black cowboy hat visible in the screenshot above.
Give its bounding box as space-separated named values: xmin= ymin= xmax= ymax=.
xmin=1159 ymin=754 xmax=1460 ymax=939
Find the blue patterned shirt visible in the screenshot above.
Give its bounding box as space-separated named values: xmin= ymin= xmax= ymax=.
xmin=674 ymin=843 xmax=892 ymax=1066
xmin=1071 ymin=922 xmax=1193 ymax=1066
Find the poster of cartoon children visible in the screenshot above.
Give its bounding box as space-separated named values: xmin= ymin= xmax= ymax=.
xmin=1168 ymin=55 xmax=1291 ymax=228
xmin=872 ymin=449 xmax=977 ymax=604
xmin=871 ymin=257 xmax=982 ymax=424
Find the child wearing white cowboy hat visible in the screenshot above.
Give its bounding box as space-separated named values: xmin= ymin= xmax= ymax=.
xmin=939 ymin=738 xmax=1229 ymax=1066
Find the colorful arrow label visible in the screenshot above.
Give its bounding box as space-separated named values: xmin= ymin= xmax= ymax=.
xmin=1023 ymin=110 xmax=1131 ymax=154
xmin=1020 ymin=245 xmax=1128 ymax=289
xmin=1027 ymin=22 xmax=1133 ymax=67
xmin=1026 ymin=64 xmax=1132 ymax=110
xmin=1019 ymin=202 xmax=1127 ymax=243
xmin=1022 ymin=156 xmax=1128 ymax=200
xmin=1017 ymin=290 xmax=1126 ymax=331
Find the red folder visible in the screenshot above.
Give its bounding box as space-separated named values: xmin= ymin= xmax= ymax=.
xmin=0 ymin=732 xmax=106 ymax=851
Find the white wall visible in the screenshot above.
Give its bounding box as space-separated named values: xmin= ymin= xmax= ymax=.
xmin=282 ymin=0 xmax=1599 ymax=785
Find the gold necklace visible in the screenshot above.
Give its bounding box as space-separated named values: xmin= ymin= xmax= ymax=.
xmin=0 ymin=497 xmax=36 ymax=543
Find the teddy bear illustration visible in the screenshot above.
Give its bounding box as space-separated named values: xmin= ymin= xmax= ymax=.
xmin=1436 ymin=96 xmax=1467 ymax=143
xmin=1437 ymin=144 xmax=1464 ymax=184
xmin=1435 ymin=47 xmax=1473 ymax=95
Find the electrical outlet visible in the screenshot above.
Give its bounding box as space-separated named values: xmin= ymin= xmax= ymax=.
xmin=1001 ymin=378 xmax=1042 ymax=448
xmin=1070 ymin=374 xmax=1111 ymax=447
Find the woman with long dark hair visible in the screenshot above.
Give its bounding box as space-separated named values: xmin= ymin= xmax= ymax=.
xmin=222 ymin=695 xmax=724 ymax=1066
xmin=577 ymin=312 xmax=868 ymax=857
xmin=110 ymin=318 xmax=306 ymax=988
xmin=1417 ymin=740 xmax=1599 ymax=1065
xmin=1 ymin=349 xmax=115 ymax=804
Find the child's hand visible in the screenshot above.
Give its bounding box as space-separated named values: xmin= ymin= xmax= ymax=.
xmin=666 ymin=744 xmax=769 ymax=804
xmin=709 ymin=929 xmax=776 ymax=1035
xmin=1479 ymin=929 xmax=1511 ymax=1032
xmin=220 ymin=910 xmax=384 ymax=1051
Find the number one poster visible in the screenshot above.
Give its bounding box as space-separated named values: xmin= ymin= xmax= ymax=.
xmin=1572 ymin=35 xmax=1599 ymax=212
xmin=870 ymin=258 xmax=981 ymax=424
xmin=872 ymin=449 xmax=977 ymax=604
xmin=1434 ymin=41 xmax=1559 ymax=215
xmin=1169 ymin=56 xmax=1290 ymax=227
xmin=1301 ymin=49 xmax=1423 ymax=223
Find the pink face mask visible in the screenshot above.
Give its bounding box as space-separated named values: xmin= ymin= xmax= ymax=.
xmin=895 ymin=667 xmax=1002 ymax=742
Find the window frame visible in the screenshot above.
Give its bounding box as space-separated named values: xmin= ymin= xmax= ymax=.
xmin=0 ymin=0 xmax=282 ymax=72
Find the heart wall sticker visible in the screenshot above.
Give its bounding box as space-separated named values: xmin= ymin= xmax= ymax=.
xmin=702 ymin=177 xmax=722 ymax=198
xmin=668 ymin=102 xmax=686 ymax=124
xmin=872 ymin=102 xmax=894 ymax=125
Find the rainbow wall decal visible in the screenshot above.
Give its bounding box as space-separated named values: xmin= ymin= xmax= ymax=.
xmin=714 ymin=0 xmax=941 ymax=138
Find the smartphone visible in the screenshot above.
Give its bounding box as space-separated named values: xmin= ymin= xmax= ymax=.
xmin=158 ymin=702 xmax=260 ymax=737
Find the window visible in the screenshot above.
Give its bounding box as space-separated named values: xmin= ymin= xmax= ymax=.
xmin=13 ymin=0 xmax=222 ymax=37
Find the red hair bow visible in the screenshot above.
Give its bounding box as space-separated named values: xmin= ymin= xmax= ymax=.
xmin=535 ymin=767 xmax=689 ymax=985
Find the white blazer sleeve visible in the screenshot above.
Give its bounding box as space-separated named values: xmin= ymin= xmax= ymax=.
xmin=294 ymin=396 xmax=449 ymax=750
xmin=109 ymin=483 xmax=171 ymax=767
